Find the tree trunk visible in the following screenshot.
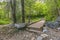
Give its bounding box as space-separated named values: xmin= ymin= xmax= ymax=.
xmin=10 ymin=0 xmax=17 ymax=24
xmin=21 ymin=0 xmax=25 ymax=23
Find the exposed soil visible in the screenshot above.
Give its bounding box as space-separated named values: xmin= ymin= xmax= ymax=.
xmin=0 ymin=25 xmax=39 ymax=40
xmin=44 ymin=27 xmax=60 ymax=40
xmin=0 ymin=25 xmax=19 ymax=40
xmin=0 ymin=23 xmax=60 ymax=40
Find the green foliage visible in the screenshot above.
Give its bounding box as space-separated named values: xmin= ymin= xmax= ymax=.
xmin=0 ymin=0 xmax=60 ymax=24
xmin=44 ymin=0 xmax=59 ymax=21
xmin=0 ymin=2 xmax=11 ymax=24
xmin=0 ymin=19 xmax=10 ymax=25
xmin=24 ymin=0 xmax=60 ymax=21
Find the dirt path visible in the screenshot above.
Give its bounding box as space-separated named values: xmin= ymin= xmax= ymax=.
xmin=8 ymin=30 xmax=38 ymax=40
xmin=0 ymin=20 xmax=60 ymax=40
xmin=8 ymin=20 xmax=46 ymax=40
xmin=0 ymin=20 xmax=45 ymax=40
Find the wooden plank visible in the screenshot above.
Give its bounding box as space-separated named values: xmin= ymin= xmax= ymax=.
xmin=28 ymin=20 xmax=45 ymax=30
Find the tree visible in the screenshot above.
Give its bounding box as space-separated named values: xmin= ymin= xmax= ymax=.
xmin=21 ymin=0 xmax=25 ymax=23
xmin=10 ymin=0 xmax=17 ymax=24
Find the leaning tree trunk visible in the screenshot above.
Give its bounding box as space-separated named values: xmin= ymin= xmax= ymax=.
xmin=10 ymin=0 xmax=17 ymax=24
xmin=21 ymin=0 xmax=25 ymax=23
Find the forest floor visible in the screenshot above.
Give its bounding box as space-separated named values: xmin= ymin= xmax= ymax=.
xmin=0 ymin=20 xmax=60 ymax=40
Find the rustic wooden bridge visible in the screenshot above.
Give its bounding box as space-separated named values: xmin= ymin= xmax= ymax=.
xmin=26 ymin=20 xmax=45 ymax=32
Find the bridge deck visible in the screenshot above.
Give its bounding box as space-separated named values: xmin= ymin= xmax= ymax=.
xmin=28 ymin=20 xmax=45 ymax=30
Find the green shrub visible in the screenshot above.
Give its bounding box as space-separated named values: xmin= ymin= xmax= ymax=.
xmin=0 ymin=19 xmax=10 ymax=25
